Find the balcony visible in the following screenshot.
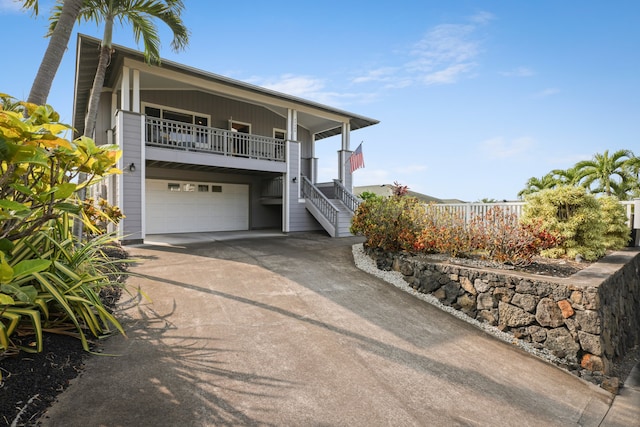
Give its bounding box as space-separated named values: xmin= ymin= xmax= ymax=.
xmin=145 ymin=117 xmax=286 ymax=162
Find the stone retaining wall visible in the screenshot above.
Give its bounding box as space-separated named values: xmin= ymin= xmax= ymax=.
xmin=367 ymin=247 xmax=640 ymax=381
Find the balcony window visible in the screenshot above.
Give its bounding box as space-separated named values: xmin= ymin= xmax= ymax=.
xmin=144 ymin=104 xmax=210 ymax=146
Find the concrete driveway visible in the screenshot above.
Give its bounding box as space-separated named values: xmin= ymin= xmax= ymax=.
xmin=40 ymin=232 xmax=614 ymax=426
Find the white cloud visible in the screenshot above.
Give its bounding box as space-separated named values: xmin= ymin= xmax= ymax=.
xmin=481 ymin=136 xmax=535 ymax=159
xmin=531 ymin=88 xmax=560 ymax=99
xmin=469 ymin=11 xmax=495 ymax=25
xmin=410 ymin=24 xmax=479 ymax=69
xmin=500 ymin=67 xmax=535 ymax=77
xmin=421 ymin=63 xmax=476 ymax=85
xmin=257 ymin=74 xmax=326 ymax=98
xmin=405 ymin=12 xmax=491 ymax=86
xmin=247 ymin=11 xmax=494 ymax=107
xmin=247 ymin=74 xmax=377 ymax=106
xmin=352 ymin=67 xmax=398 ymax=84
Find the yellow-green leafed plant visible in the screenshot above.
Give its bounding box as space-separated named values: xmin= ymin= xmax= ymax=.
xmin=521 ymin=186 xmax=607 ymax=261
xmin=598 ymin=195 xmax=631 ymax=250
xmin=0 ymin=94 xmax=125 ymax=356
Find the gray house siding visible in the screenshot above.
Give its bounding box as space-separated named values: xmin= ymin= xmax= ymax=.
xmin=118 ymin=111 xmax=144 ymax=242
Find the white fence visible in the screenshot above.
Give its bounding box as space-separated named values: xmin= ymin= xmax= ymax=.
xmin=430 ymin=200 xmax=639 ymax=246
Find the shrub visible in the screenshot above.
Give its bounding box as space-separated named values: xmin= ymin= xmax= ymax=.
xmin=0 ymin=95 xmax=125 ymax=355
xmin=521 ymin=186 xmax=606 ymax=260
xmin=598 ymin=196 xmax=631 ymax=250
xmin=470 ymin=208 xmax=561 ymax=266
xmin=351 ymin=196 xmax=426 ymax=252
xmin=83 ymin=197 xmax=125 ymax=235
xmin=358 ymin=191 xmax=383 ymax=202
xmin=414 ymin=207 xmax=471 ymax=257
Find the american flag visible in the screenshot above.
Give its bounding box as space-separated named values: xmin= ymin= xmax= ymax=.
xmin=349 ymin=143 xmax=365 ymax=173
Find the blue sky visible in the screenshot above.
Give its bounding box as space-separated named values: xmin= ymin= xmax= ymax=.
xmin=1 ymin=0 xmax=639 ymax=201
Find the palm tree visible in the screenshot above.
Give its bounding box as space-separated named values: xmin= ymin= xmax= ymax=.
xmin=574 ymin=149 xmax=636 ymax=198
xmin=49 ymin=0 xmax=190 ymax=137
xmin=23 ymin=0 xmax=84 ymax=105
xmin=621 ymin=153 xmax=640 ymax=198
xmin=550 ymin=166 xmax=582 ymax=186
xmin=517 ymin=173 xmax=559 ymax=199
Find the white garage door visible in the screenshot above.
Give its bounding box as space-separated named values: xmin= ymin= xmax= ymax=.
xmin=146 ymin=179 xmax=249 ymax=234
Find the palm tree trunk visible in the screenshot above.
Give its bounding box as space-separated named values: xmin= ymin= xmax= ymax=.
xmin=83 ymin=45 xmax=112 ymax=138
xmin=28 ymin=0 xmax=83 ymax=105
xmin=77 ymin=21 xmax=114 ymax=241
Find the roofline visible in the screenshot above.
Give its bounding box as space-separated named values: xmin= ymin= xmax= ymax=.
xmin=76 ymin=34 xmax=379 ymax=131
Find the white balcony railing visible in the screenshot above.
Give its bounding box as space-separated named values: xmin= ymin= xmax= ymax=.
xmin=145 ymin=117 xmax=285 ymax=162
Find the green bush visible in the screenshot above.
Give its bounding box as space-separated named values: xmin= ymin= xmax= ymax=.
xmin=350 ymin=196 xmax=426 ymax=252
xmin=358 ymin=191 xmax=382 ymax=202
xmin=0 ymin=95 xmax=125 ymax=355
xmin=598 ymin=196 xmax=631 ymax=249
xmin=521 ymin=186 xmax=607 ymax=260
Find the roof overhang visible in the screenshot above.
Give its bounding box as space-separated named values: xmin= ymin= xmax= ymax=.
xmin=73 ymin=34 xmax=379 ymax=140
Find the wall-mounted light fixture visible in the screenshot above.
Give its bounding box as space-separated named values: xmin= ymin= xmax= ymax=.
xmin=128 ymin=163 xmax=136 ymax=172
xmin=292 ymin=176 xmax=297 ymax=183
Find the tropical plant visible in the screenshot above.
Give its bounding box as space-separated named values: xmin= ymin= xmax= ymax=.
xmin=469 ymin=208 xmax=560 ymax=266
xmin=350 ymin=195 xmax=426 ymax=252
xmin=598 ymin=196 xmax=631 ymax=250
xmin=1 ymin=95 xmax=125 ymax=354
xmin=550 ymin=166 xmax=582 ymax=186
xmin=49 ymin=0 xmax=190 ymax=137
xmin=22 ymin=0 xmax=84 ymax=105
xmin=83 ymin=197 xmax=125 ymax=235
xmin=517 ymin=173 xmax=560 ymax=199
xmin=414 ymin=207 xmax=471 ymax=257
xmin=390 ymin=181 xmax=409 ymax=197
xmin=520 ymin=186 xmax=607 ymax=261
xmin=574 ymin=149 xmax=638 ymax=199
xmin=358 ymin=191 xmax=383 ymax=202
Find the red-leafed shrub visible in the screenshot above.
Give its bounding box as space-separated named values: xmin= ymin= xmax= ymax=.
xmin=471 ymin=208 xmax=561 ymax=266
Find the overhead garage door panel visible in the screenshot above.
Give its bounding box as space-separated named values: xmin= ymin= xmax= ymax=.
xmin=146 ymin=179 xmax=249 ymax=234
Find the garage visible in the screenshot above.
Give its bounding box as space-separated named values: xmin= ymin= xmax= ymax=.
xmin=145 ymin=179 xmax=249 ymax=234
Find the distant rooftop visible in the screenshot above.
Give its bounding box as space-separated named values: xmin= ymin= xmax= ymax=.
xmin=354 ymin=185 xmax=465 ymax=204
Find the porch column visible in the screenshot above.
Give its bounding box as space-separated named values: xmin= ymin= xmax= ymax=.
xmin=338 ymin=122 xmax=351 ymax=184
xmin=283 ymin=109 xmax=299 ymax=233
xmin=310 ymin=134 xmax=318 ymax=184
xmin=114 ymin=110 xmax=145 ymax=244
xmin=120 ymin=66 xmax=130 ymax=111
xmin=132 ymin=69 xmax=140 ymax=113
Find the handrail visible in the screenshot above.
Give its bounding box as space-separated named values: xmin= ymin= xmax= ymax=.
xmin=301 ymin=176 xmax=338 ymax=229
xmin=333 ymin=179 xmax=361 ymax=213
xmin=145 ymin=117 xmax=285 ymax=162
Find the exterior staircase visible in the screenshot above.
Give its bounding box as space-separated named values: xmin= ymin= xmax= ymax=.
xmin=301 ymin=178 xmax=360 ymax=237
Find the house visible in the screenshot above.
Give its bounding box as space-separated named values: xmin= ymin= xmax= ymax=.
xmin=73 ymin=34 xmax=379 ymax=244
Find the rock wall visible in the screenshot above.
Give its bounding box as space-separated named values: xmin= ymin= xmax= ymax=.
xmin=367 ymin=247 xmax=640 ymax=382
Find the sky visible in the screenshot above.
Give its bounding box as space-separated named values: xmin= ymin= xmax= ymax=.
xmin=1 ymin=0 xmax=639 ymax=202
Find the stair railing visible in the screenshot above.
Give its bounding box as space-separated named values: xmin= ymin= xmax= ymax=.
xmin=301 ymin=176 xmax=338 ymax=230
xmin=333 ymin=179 xmax=361 ymax=213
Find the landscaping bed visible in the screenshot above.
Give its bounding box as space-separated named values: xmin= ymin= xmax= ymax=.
xmin=0 ymin=246 xmax=128 ymax=426
xmin=357 ymin=244 xmax=640 ymax=394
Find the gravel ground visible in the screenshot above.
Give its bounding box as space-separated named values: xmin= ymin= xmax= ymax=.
xmin=351 ymin=243 xmax=640 ymax=391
